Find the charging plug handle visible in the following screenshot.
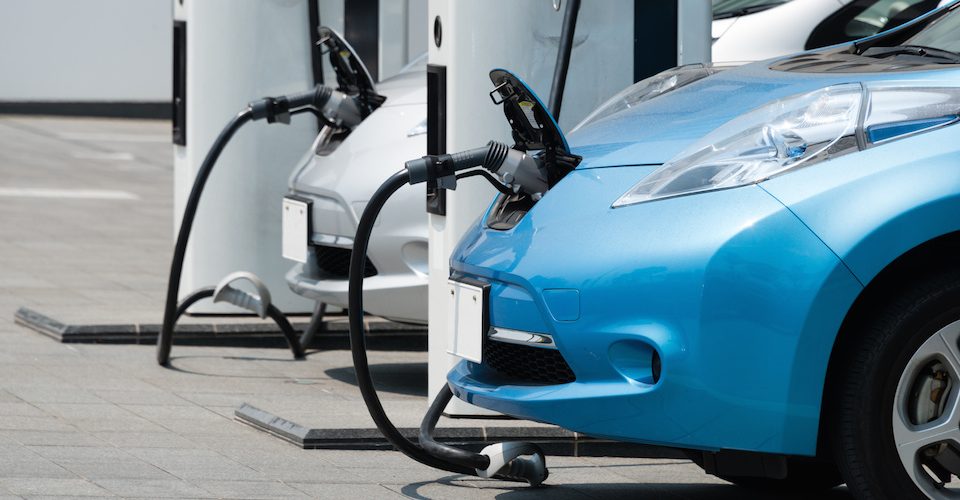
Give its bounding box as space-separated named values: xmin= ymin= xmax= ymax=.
xmin=248 ymin=86 xmax=332 ymax=123
xmin=284 ymin=85 xmax=333 ymax=109
xmin=406 ymin=141 xmax=549 ymax=197
xmin=405 ymin=141 xmax=510 ymax=185
xmin=247 ymin=86 xmax=362 ymax=127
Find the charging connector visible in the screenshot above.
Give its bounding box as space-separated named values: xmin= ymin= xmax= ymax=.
xmin=404 ymin=140 xmax=549 ymax=198
xmin=247 ymin=86 xmax=361 ymax=129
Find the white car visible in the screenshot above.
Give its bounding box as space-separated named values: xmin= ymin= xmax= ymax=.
xmin=285 ymin=56 xmax=428 ymax=324
xmin=285 ymin=3 xmax=943 ymax=325
xmin=712 ymin=0 xmax=945 ymax=62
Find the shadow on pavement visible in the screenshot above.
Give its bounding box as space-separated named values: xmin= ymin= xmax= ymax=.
xmin=399 ymin=475 xmax=854 ymax=499
xmin=325 ymin=362 xmax=428 ymax=397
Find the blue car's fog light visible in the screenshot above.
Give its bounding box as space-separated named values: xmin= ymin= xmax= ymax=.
xmin=608 ymin=340 xmax=661 ymax=386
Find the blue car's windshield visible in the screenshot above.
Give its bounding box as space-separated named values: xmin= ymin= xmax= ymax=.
xmin=713 ymin=0 xmax=790 ymax=19
xmin=907 ymin=5 xmax=960 ymax=52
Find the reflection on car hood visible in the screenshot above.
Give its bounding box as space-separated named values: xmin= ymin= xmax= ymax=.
xmin=567 ymin=54 xmax=960 ymax=168
xmin=376 ymin=60 xmax=426 ymax=107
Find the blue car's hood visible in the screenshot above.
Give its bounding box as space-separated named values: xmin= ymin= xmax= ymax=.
xmin=567 ymin=59 xmax=959 ymax=168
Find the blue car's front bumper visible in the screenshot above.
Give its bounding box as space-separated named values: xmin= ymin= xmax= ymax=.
xmin=447 ymin=166 xmax=862 ymax=456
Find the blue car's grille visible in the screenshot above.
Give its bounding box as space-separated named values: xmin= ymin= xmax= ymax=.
xmin=483 ymin=340 xmax=576 ymax=385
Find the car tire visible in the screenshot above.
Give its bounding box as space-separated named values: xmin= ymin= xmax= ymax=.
xmin=834 ymin=271 xmax=960 ymax=499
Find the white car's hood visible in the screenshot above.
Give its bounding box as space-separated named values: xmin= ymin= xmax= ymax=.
xmin=376 ymin=59 xmax=426 ymax=107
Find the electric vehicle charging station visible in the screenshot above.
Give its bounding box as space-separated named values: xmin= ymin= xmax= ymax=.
xmin=425 ymin=0 xmax=713 ymax=416
xmin=172 ymin=0 xmax=319 ymax=313
xmin=173 ymin=0 xmax=427 ymax=315
xmin=163 ymin=3 xmax=418 ymax=363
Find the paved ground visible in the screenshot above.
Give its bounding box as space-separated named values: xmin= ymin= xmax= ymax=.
xmin=0 ymin=116 xmax=854 ymax=499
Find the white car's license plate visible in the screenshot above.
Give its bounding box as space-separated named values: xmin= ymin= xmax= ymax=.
xmin=282 ymin=196 xmax=311 ymax=263
xmin=446 ymin=278 xmax=489 ymax=363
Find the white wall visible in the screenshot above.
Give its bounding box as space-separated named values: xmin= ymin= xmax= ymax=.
xmin=0 ymin=0 xmax=171 ymax=102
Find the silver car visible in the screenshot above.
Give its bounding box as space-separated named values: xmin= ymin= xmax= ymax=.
xmin=284 ymin=58 xmax=427 ymax=324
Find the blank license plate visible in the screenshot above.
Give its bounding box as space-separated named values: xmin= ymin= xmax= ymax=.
xmin=282 ymin=196 xmax=310 ymax=263
xmin=447 ymin=278 xmax=488 ymax=363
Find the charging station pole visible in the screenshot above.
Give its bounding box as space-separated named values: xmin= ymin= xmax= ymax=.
xmin=425 ymin=0 xmax=712 ymax=415
xmin=172 ymin=0 xmax=319 ymax=313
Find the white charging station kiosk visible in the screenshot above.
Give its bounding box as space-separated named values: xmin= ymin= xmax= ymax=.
xmin=426 ymin=0 xmax=713 ymax=415
xmin=172 ymin=0 xmax=319 ymax=313
xmin=172 ymin=0 xmax=426 ymax=314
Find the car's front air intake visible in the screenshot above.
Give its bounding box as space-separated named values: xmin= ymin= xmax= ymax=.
xmin=314 ymin=245 xmax=377 ymax=279
xmin=483 ymin=340 xmax=576 ymax=385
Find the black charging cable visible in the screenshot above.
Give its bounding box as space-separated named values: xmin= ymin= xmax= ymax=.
xmin=347 ymin=170 xmax=479 ymax=474
xmin=347 ymin=146 xmax=549 ymax=484
xmin=157 ymin=88 xmax=338 ymax=366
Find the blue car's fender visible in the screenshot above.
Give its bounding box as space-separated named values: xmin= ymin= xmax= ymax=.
xmin=761 ymin=120 xmax=960 ymax=287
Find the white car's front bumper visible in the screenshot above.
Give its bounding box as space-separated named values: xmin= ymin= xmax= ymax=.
xmin=283 ymin=83 xmax=428 ymax=324
xmin=286 ymin=260 xmax=427 ymax=324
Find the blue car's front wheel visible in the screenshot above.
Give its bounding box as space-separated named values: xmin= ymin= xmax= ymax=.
xmin=835 ymin=271 xmax=960 ymax=500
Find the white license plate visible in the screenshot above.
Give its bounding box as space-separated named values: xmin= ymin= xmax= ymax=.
xmin=446 ymin=278 xmax=488 ymax=363
xmin=282 ymin=196 xmax=310 ymax=263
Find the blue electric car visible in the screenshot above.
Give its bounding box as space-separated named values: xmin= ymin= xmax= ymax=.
xmin=444 ymin=3 xmax=960 ymax=498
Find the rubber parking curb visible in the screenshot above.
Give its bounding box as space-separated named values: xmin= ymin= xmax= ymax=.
xmin=235 ymin=403 xmax=686 ymax=458
xmin=14 ymin=306 xmax=426 ymax=349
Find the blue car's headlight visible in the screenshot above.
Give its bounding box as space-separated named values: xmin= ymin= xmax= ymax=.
xmin=613 ymin=83 xmax=960 ymax=207
xmin=614 ymin=84 xmax=863 ymax=207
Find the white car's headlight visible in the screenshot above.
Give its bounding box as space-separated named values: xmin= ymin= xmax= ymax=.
xmin=613 ymin=83 xmax=960 ymax=207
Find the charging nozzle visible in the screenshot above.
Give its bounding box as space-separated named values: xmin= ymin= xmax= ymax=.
xmin=417 ymin=384 xmax=548 ymax=486
xmin=405 ymin=141 xmax=549 ymax=198
xmin=404 ymin=141 xmax=507 ymax=184
xmin=476 ymin=442 xmax=549 ymax=486
xmin=247 ymin=85 xmax=361 ymax=128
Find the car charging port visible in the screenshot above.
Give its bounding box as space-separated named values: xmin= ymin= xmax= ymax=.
xmin=405 ymin=70 xmax=585 ymax=231
xmin=486 ymin=193 xmax=535 ymax=230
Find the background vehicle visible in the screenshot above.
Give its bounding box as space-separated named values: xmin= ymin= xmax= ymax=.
xmin=445 ymin=3 xmax=960 ymax=497
xmin=712 ymin=0 xmax=947 ymax=62
xmin=285 ymin=56 xmax=428 ymax=324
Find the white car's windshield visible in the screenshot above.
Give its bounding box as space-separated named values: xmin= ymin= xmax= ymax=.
xmin=907 ymin=4 xmax=960 ymax=52
xmin=713 ymin=0 xmax=791 ymax=19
